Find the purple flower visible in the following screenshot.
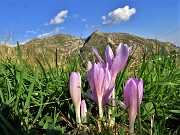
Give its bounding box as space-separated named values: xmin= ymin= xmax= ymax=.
xmin=92 ymin=43 xmax=131 ymax=124
xmin=124 ymin=77 xmax=144 ymax=133
xmin=81 ymin=100 xmax=87 ymax=123
xmin=93 ymin=43 xmax=132 ymax=80
xmin=69 ymin=72 xmax=81 ymax=123
xmin=85 ymin=62 xmax=126 ymax=117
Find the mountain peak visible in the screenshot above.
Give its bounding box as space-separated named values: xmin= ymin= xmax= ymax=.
xmin=93 ymin=30 xmax=101 ymax=34
xmin=0 ymin=31 xmax=179 ymax=68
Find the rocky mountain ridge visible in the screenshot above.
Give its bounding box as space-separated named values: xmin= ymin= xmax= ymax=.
xmin=0 ymin=30 xmax=179 ymax=67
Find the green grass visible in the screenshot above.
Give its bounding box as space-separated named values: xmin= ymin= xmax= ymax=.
xmin=0 ymin=44 xmax=179 ymax=135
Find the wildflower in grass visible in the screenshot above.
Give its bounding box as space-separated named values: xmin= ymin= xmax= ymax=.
xmin=85 ymin=62 xmax=126 ymax=117
xmin=124 ymin=77 xmax=144 ymax=134
xmin=92 ymin=43 xmax=132 ymax=124
xmin=69 ymin=72 xmax=81 ymax=124
xmin=92 ymin=43 xmax=132 ymax=80
xmin=81 ymin=100 xmax=87 ymax=123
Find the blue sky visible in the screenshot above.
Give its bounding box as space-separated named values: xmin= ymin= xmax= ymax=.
xmin=0 ymin=0 xmax=179 ymax=47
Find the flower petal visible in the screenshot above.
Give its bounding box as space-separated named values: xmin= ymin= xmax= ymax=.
xmin=115 ymin=43 xmax=131 ymax=56
xmin=107 ymin=98 xmax=127 ymax=109
xmin=85 ymin=93 xmax=96 ymax=102
xmin=69 ymin=72 xmax=81 ymax=123
xmin=88 ymin=64 xmax=95 ymax=93
xmin=94 ymin=64 xmax=105 ymax=98
xmin=87 ymin=61 xmax=92 ymax=72
xmin=102 ymin=66 xmax=111 ymax=91
xmin=105 ymin=45 xmax=114 ymax=69
xmin=128 ymin=77 xmax=144 ymax=104
xmin=81 ymin=100 xmax=87 ymax=123
xmin=92 ymin=47 xmax=105 ymax=64
xmin=69 ymin=72 xmax=81 ymax=106
xmin=138 ymin=78 xmax=144 ymax=104
xmin=131 ymin=77 xmax=139 ymax=85
xmin=85 ymin=61 xmax=92 ymax=82
xmin=103 ymin=80 xmax=114 ymax=107
xmin=110 ymin=44 xmax=130 ymax=79
xmin=124 ymin=79 xmax=137 ymax=110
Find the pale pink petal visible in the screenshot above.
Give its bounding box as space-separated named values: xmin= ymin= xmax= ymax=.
xmin=93 ymin=64 xmax=104 ymax=97
xmin=107 ymin=98 xmax=127 ymax=109
xmin=96 ymin=62 xmax=106 ymax=69
xmin=103 ymin=80 xmax=114 ymax=107
xmin=92 ymin=47 xmax=104 ymax=64
xmin=87 ymin=61 xmax=92 ymax=71
xmin=102 ymin=67 xmax=111 ymax=91
xmin=124 ymin=79 xmax=137 ymax=111
xmin=78 ymin=72 xmax=81 ymax=89
xmin=81 ymin=100 xmax=87 ymax=112
xmin=130 ymin=77 xmax=144 ymax=104
xmin=81 ymin=100 xmax=87 ymax=123
xmin=131 ymin=77 xmax=139 ymax=85
xmin=85 ymin=61 xmax=92 ymax=82
xmin=69 ymin=72 xmax=81 ymax=123
xmin=123 ymin=77 xmax=143 ymax=134
xmin=110 ymin=44 xmax=130 ymax=79
xmin=85 ymin=93 xmax=97 ymax=104
xmin=115 ymin=43 xmax=130 ymax=56
xmin=138 ymin=78 xmax=144 ymax=104
xmin=115 ymin=43 xmax=123 ymax=56
xmin=88 ymin=64 xmax=95 ymax=93
xmin=69 ymin=72 xmax=81 ymax=106
xmin=105 ymin=45 xmax=114 ymax=68
xmin=124 ymin=78 xmax=133 ymax=106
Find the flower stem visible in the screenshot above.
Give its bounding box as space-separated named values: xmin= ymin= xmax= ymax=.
xmin=99 ymin=103 xmax=104 ymax=118
xmin=108 ymin=88 xmax=115 ymax=126
xmin=129 ymin=117 xmax=135 ymax=134
xmin=137 ymin=86 xmax=142 ymax=135
xmin=75 ymin=107 xmax=81 ymax=124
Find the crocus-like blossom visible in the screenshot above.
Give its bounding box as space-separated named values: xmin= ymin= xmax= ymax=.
xmin=85 ymin=62 xmax=126 ymax=117
xmin=92 ymin=43 xmax=132 ymax=125
xmin=69 ymin=72 xmax=81 ymax=123
xmin=81 ymin=100 xmax=87 ymax=123
xmin=124 ymin=77 xmax=144 ymax=134
xmin=92 ymin=43 xmax=132 ymax=80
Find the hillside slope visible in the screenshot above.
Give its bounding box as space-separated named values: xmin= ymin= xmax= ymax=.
xmin=0 ymin=30 xmax=179 ymax=67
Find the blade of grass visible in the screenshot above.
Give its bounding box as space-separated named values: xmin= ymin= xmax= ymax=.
xmin=15 ymin=69 xmax=24 ymax=114
xmin=0 ymin=113 xmax=20 ymax=135
xmin=23 ymin=71 xmax=37 ymax=112
xmin=33 ymin=85 xmax=44 ymax=125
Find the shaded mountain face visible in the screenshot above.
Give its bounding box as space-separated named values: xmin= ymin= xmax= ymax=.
xmin=79 ymin=30 xmax=179 ymax=67
xmin=0 ymin=30 xmax=179 ymax=67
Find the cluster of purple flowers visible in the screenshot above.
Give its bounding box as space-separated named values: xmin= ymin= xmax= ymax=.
xmin=69 ymin=43 xmax=144 ymax=133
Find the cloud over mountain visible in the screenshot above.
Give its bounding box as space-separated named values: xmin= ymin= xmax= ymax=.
xmin=26 ymin=30 xmax=36 ymax=35
xmin=102 ymin=6 xmax=136 ymax=25
xmin=50 ymin=10 xmax=68 ymax=25
xmin=38 ymin=27 xmax=64 ymax=38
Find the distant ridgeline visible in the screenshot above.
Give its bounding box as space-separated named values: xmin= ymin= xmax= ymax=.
xmin=0 ymin=30 xmax=179 ymax=68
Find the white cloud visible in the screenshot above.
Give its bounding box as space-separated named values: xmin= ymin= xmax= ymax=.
xmin=91 ymin=25 xmax=96 ymax=28
xmin=85 ymin=24 xmax=88 ymax=28
xmin=101 ymin=16 xmax=106 ymax=21
xmin=20 ymin=39 xmax=31 ymax=44
xmin=37 ymin=27 xmax=64 ymax=38
xmin=73 ymin=14 xmax=79 ymax=18
xmin=50 ymin=10 xmax=68 ymax=25
xmin=102 ymin=6 xmax=136 ymax=25
xmin=81 ymin=18 xmax=86 ymax=22
xmin=26 ymin=30 xmax=36 ymax=34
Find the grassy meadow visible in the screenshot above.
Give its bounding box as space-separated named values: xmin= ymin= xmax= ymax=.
xmin=0 ymin=43 xmax=179 ymax=135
